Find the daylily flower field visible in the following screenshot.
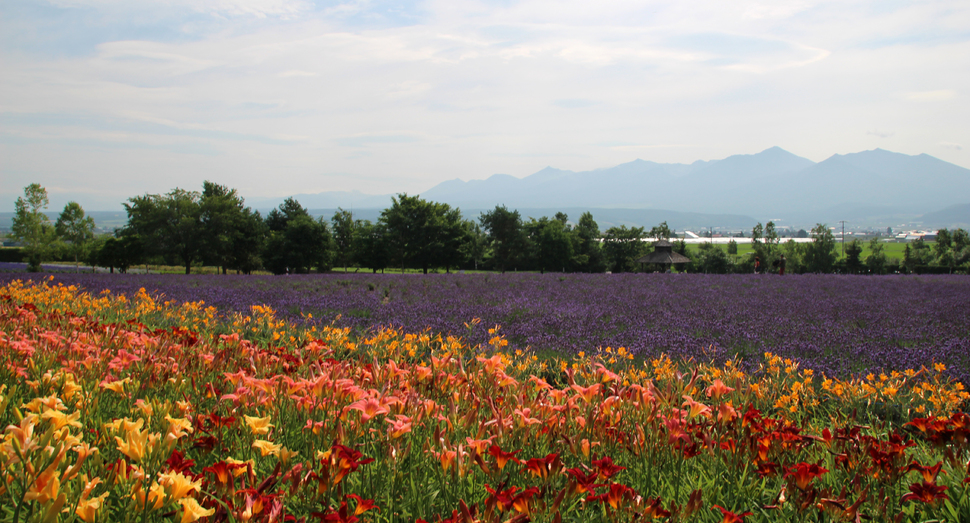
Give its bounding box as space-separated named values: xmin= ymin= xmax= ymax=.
xmin=3 ymin=275 xmax=970 ymax=522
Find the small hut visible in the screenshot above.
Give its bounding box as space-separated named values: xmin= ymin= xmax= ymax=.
xmin=637 ymin=240 xmax=691 ymax=272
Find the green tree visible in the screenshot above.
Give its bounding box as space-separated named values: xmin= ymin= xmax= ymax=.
xmin=572 ymin=212 xmax=605 ymax=273
xmin=527 ymin=216 xmax=574 ymax=273
xmin=844 ymin=238 xmax=864 ymax=274
xmin=727 ymin=239 xmax=738 ymax=255
xmin=55 ymin=201 xmax=95 ymax=272
xmin=263 ymin=198 xmax=333 ymax=274
xmin=125 ymin=188 xmax=202 ymax=274
xmin=91 ymin=232 xmax=143 ymax=273
xmin=952 ymin=229 xmax=970 ymax=270
xmin=648 ymin=221 xmax=672 ymax=241
xmin=751 ymin=222 xmax=764 ymax=252
xmin=904 ymin=237 xmax=932 ymax=272
xmin=933 ymin=229 xmax=957 ymax=273
xmin=865 ymin=238 xmax=888 ymax=274
xmin=764 ymin=221 xmax=780 ymax=255
xmin=11 ymin=184 xmax=57 ymax=272
xmin=602 ymin=225 xmax=647 ymax=272
xmin=695 ymin=242 xmax=730 ymax=274
xmin=803 ymin=224 xmax=837 ymax=273
xmin=381 ymin=194 xmax=466 ymax=274
xmin=331 ymin=208 xmax=357 ymax=270
xmin=198 ymin=182 xmax=262 ymax=274
xmin=459 ymin=221 xmax=489 ymax=271
xmin=480 ymin=205 xmax=527 ymax=273
xmin=781 ymin=239 xmax=803 ymax=274
xmin=353 ymin=220 xmax=392 ymax=273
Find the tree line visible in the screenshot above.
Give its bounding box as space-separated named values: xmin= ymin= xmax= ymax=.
xmin=9 ymin=183 xmax=970 ymax=275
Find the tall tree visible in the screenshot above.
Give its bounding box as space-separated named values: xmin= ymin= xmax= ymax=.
xmin=125 ymin=188 xmax=202 ymax=274
xmin=199 ymin=181 xmax=262 ymax=274
xmin=480 ymin=205 xmax=527 ymax=273
xmin=91 ymin=232 xmax=143 ymax=273
xmin=952 ymin=228 xmax=970 ymax=270
xmin=11 ymin=184 xmax=57 ymax=272
xmin=764 ymin=221 xmax=780 ymax=255
xmin=695 ymin=242 xmax=730 ymax=274
xmin=381 ymin=194 xmax=466 ymax=274
xmin=844 ymin=238 xmax=864 ymax=274
xmin=459 ymin=221 xmax=489 ymax=271
xmin=55 ymin=201 xmax=96 ymax=273
xmin=648 ymin=221 xmax=672 ymax=241
xmin=527 ymin=216 xmax=574 ymax=273
xmin=933 ymin=229 xmax=956 ymax=273
xmin=802 ymin=223 xmax=837 ymax=273
xmin=353 ymin=220 xmax=391 ymax=273
xmin=602 ymin=225 xmax=647 ymax=272
xmin=263 ymin=198 xmax=333 ymax=274
xmin=331 ymin=208 xmax=357 ymax=270
xmin=572 ymin=212 xmax=605 ymax=273
xmin=865 ymin=237 xmax=888 ymax=274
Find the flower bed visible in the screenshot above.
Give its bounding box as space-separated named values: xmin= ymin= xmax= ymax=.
xmin=2 ymin=278 xmax=970 ymax=522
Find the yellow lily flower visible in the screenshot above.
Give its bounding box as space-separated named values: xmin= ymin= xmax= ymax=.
xmin=244 ymin=415 xmax=274 ymax=436
xmin=179 ymin=497 xmax=215 ymax=523
xmin=252 ymin=439 xmax=281 ymax=457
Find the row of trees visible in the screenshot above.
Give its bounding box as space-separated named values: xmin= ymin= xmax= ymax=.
xmin=10 ymin=182 xmax=676 ymax=274
xmin=10 ymin=183 xmax=970 ymax=275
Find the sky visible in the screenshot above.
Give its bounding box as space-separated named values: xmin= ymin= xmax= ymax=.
xmin=1 ymin=0 xmax=969 ymax=211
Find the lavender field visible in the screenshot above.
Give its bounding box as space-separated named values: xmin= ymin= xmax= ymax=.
xmin=5 ymin=272 xmax=970 ymax=383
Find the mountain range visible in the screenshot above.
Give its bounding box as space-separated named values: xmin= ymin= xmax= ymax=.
xmin=246 ymin=147 xmax=970 ymax=229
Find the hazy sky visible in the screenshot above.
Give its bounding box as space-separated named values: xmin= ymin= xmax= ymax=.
xmin=2 ymin=0 xmax=969 ymax=210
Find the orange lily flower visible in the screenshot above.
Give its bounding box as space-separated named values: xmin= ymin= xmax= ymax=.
xmin=571 ymin=383 xmax=602 ymax=404
xmin=348 ymin=397 xmax=389 ymax=422
xmin=706 ymin=379 xmax=735 ymax=399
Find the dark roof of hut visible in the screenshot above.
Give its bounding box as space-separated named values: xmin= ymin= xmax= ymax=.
xmin=637 ymin=239 xmax=691 ymax=264
xmin=637 ymin=250 xmax=692 ymax=265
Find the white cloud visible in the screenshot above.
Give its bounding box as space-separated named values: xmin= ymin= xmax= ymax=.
xmin=44 ymin=0 xmax=312 ymax=18
xmin=906 ymin=89 xmax=957 ymax=101
xmin=867 ymin=130 xmax=894 ymax=138
xmin=278 ymin=70 xmax=319 ymax=77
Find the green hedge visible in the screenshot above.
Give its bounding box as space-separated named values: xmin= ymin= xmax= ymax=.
xmin=0 ymin=248 xmax=24 ymax=263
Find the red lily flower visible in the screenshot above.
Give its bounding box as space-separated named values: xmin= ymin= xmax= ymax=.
xmin=603 ymin=483 xmax=635 ymax=509
xmin=901 ymin=481 xmax=949 ymax=505
xmin=566 ymin=467 xmax=601 ymax=494
xmin=313 ymin=501 xmax=358 ymax=523
xmin=907 ymin=461 xmax=944 ymax=483
xmin=641 ymin=496 xmax=671 ymax=519
xmin=203 ymin=460 xmax=244 ymax=488
xmin=487 ymin=445 xmax=522 ymax=470
xmin=511 ymin=487 xmax=540 ymax=514
xmin=591 ymin=456 xmax=625 ymax=481
xmin=522 ymin=453 xmax=560 ymax=482
xmin=165 ymin=449 xmax=196 ymax=474
xmin=347 ymin=494 xmax=378 ymax=516
xmin=755 ymin=461 xmax=780 ymax=478
xmin=484 ymin=484 xmax=519 ymax=512
xmin=711 ymin=505 xmax=753 ymax=523
xmin=784 ymin=462 xmax=828 ymax=491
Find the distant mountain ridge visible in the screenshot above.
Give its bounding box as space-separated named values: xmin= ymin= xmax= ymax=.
xmin=248 ymin=147 xmax=969 ymax=228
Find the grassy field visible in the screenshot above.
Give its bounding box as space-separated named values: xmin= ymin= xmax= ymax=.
xmin=686 ymin=239 xmax=912 ymax=260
